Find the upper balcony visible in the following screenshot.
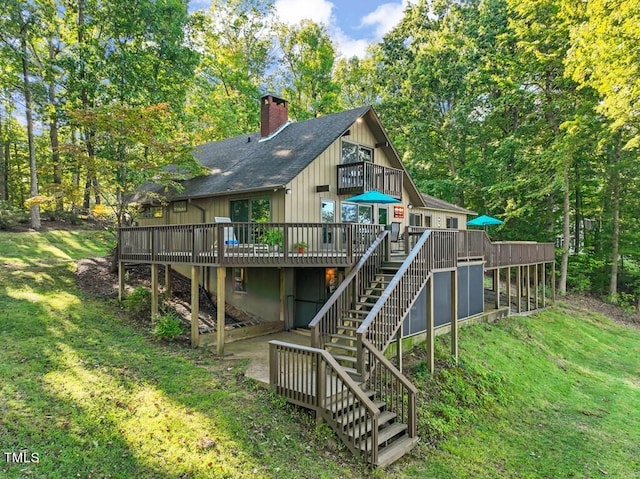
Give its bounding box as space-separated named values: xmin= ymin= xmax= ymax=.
xmin=337 ymin=162 xmax=403 ymax=199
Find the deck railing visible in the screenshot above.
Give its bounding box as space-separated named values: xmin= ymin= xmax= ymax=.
xmin=119 ymin=222 xmax=383 ymax=267
xmin=269 ymin=340 xmax=381 ymax=465
xmin=310 ymin=230 xmax=389 ymax=348
xmin=405 ymin=227 xmax=554 ymax=268
xmin=337 ymin=162 xmax=403 ymax=199
xmin=360 ymin=338 xmax=417 ymax=439
xmin=357 ymin=230 xmax=456 ymax=356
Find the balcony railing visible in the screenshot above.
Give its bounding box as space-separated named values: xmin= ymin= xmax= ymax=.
xmin=337 ymin=162 xmax=403 ymax=198
xmin=406 ymin=227 xmax=555 ymax=267
xmin=118 ymin=222 xmax=383 ymax=267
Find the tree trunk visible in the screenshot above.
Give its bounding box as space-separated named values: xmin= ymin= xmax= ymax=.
xmin=0 ymin=112 xmax=5 ymax=201
xmin=20 ymin=27 xmax=41 ymax=230
xmin=48 ymin=40 xmax=63 ymax=211
xmin=559 ymin=166 xmax=570 ymax=295
xmin=609 ymin=143 xmax=621 ymax=300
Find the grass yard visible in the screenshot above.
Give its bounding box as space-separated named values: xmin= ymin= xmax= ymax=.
xmin=1 ymin=229 xmax=639 ymax=478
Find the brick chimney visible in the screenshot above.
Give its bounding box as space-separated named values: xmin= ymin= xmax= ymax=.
xmin=260 ymin=94 xmax=288 ymax=137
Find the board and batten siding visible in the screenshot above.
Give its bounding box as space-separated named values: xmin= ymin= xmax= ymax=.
xmin=418 ymin=209 xmax=468 ymax=231
xmin=285 ymin=116 xmax=416 ymax=230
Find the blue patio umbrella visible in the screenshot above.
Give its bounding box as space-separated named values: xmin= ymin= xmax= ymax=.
xmin=344 ymin=190 xmax=401 ymax=204
xmin=467 ymin=214 xmax=504 ymax=227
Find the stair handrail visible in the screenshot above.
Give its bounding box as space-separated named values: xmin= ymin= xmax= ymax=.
xmin=360 ymin=337 xmax=417 ymax=438
xmin=309 ymin=230 xmax=389 ymax=348
xmin=355 ymin=229 xmax=435 ymax=354
xmin=269 ymin=340 xmax=381 ymax=464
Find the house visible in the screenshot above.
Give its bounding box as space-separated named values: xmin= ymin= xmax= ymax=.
xmin=119 ymin=95 xmax=555 ymax=467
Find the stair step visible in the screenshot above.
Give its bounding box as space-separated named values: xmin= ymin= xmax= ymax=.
xmin=332 ymin=354 xmax=357 ymax=364
xmin=361 ymin=293 xmax=381 ymax=299
xmin=346 ymin=310 xmax=368 ymax=317
xmin=358 ymin=423 xmax=408 ymax=452
xmin=355 ymin=301 xmax=375 ymax=308
xmin=328 ymin=390 xmax=377 ymax=414
xmin=325 ymin=343 xmax=357 ymax=353
xmin=341 ymin=366 xmax=362 ymax=382
xmin=375 ymin=435 xmax=419 ymax=468
xmin=342 ymin=411 xmax=398 ymax=438
xmin=338 ymin=325 xmax=358 ymax=332
xmin=329 ymin=333 xmax=356 ymax=342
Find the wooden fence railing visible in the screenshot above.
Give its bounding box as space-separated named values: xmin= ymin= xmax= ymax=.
xmin=405 ymin=227 xmax=555 ymax=268
xmin=356 ymin=230 xmax=456 ymax=356
xmin=269 ymin=340 xmax=381 ymax=465
xmin=360 ymin=338 xmax=417 ymax=438
xmin=119 ymin=222 xmax=383 ymax=267
xmin=310 ymin=230 xmax=389 ymax=348
xmin=336 ymin=162 xmax=403 ymax=198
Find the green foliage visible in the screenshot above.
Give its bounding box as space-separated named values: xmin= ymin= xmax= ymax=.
xmin=152 ymin=312 xmax=183 ymax=341
xmin=124 ymin=286 xmax=151 ymax=319
xmin=412 ymin=355 xmax=510 ymax=442
xmin=0 ymin=201 xmax=28 ymax=230
xmin=259 ymin=227 xmax=284 ymax=247
xmin=565 ymin=253 xmax=607 ymax=293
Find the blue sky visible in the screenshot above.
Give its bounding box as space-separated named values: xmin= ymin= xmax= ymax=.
xmin=190 ymin=0 xmax=412 ymax=58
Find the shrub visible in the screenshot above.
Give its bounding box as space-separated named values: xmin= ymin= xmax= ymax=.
xmin=124 ymin=287 xmax=151 ymax=319
xmin=0 ymin=201 xmax=28 ymax=230
xmin=152 ymin=312 xmax=183 ymax=341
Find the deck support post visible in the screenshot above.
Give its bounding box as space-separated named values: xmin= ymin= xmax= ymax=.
xmin=506 ymin=266 xmax=512 ymax=315
xmin=451 ymin=269 xmax=458 ymax=364
xmin=534 ymin=263 xmax=539 ymax=309
xmin=552 ymin=261 xmax=556 ymax=302
xmin=279 ymin=268 xmax=286 ymax=326
xmin=516 ymin=266 xmax=522 ymax=313
xmin=191 ymin=265 xmax=200 ymax=348
xmin=526 ymin=265 xmax=531 ymax=311
xmin=151 ymin=263 xmax=159 ymax=320
xmin=427 ymin=276 xmax=435 ymax=374
xmin=216 ymin=267 xmax=226 ymax=356
xmin=494 ymin=268 xmax=500 ymax=309
xmin=118 ymin=261 xmax=125 ymax=302
xmin=164 ymin=264 xmax=172 ymax=298
xmin=542 ymin=263 xmax=547 ymax=308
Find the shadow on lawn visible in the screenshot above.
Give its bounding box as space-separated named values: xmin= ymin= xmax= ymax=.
xmin=0 ymin=260 xmax=359 ymax=479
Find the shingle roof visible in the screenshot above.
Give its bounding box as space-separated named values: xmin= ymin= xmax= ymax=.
xmin=420 ymin=193 xmax=475 ymax=215
xmin=139 ymin=106 xmax=371 ymax=200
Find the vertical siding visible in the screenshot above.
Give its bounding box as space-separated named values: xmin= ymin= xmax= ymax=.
xmin=287 ymin=117 xmax=417 ymax=231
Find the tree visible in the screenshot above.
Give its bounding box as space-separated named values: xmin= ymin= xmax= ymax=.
xmin=186 ymin=0 xmax=275 ymax=141
xmin=275 ymin=20 xmax=340 ymax=120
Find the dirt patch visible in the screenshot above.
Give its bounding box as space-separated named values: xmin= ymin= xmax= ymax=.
xmin=76 ymin=257 xmax=263 ymax=331
xmin=562 ymin=293 xmax=640 ymax=329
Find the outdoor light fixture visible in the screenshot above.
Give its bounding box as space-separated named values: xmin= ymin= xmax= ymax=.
xmin=285 ymin=188 xmax=292 ymax=194
xmin=407 ymin=204 xmax=413 ymax=209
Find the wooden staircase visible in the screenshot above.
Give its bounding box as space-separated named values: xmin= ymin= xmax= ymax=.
xmin=270 ymin=230 xmax=456 ymax=467
xmin=320 ymin=257 xmax=417 ymax=467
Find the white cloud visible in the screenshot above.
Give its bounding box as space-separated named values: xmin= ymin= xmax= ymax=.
xmin=361 ymin=0 xmax=411 ymax=40
xmin=332 ymin=30 xmax=370 ymax=58
xmin=273 ymin=0 xmax=334 ymax=25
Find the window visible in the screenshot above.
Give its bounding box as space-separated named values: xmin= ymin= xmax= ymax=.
xmin=341 ymin=140 xmax=373 ymax=164
xmin=409 ymin=213 xmax=422 ymax=227
xmin=341 ymin=202 xmax=372 ymax=224
xmin=230 ymin=198 xmax=271 ymax=223
xmin=446 ymin=217 xmax=459 ymax=229
xmin=142 ymin=205 xmax=164 ymax=218
xmin=172 ymin=200 xmax=187 ymax=213
xmin=321 ymin=200 xmax=335 ymax=244
xmin=424 ymin=215 xmax=432 ymax=227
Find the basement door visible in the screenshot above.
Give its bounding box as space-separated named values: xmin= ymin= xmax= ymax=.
xmin=293 ymin=268 xmax=333 ymax=328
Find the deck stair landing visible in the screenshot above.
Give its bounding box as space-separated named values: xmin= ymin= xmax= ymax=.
xmin=270 ymin=231 xmax=445 ymax=467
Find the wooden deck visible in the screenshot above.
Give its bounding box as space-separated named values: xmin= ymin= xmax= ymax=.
xmin=119 ymin=222 xmax=555 ymax=269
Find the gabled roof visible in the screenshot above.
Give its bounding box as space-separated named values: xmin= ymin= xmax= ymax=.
xmin=140 ymin=106 xmax=372 ymax=201
xmin=420 ymin=193 xmax=475 ymax=215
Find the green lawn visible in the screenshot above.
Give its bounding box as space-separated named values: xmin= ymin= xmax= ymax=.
xmin=1 ymin=229 xmax=639 ymax=478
